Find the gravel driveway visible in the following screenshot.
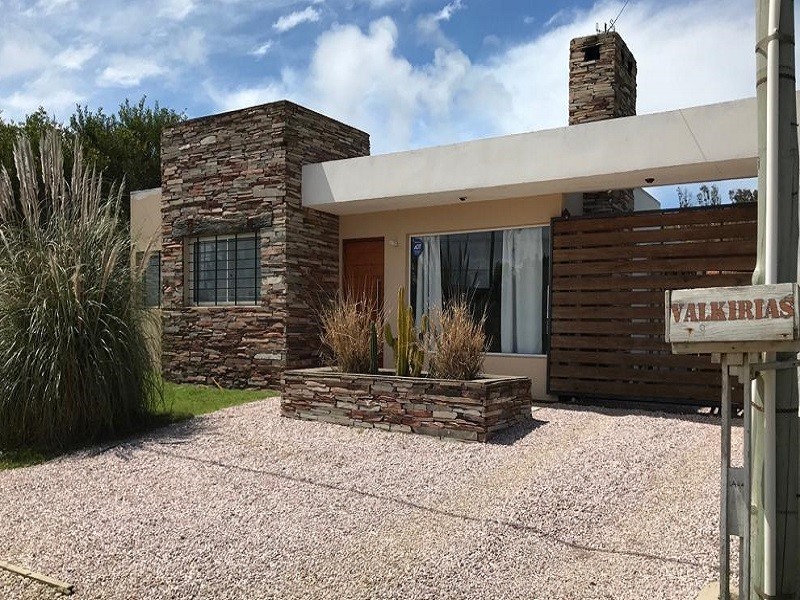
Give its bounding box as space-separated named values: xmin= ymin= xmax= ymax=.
xmin=0 ymin=397 xmax=737 ymax=600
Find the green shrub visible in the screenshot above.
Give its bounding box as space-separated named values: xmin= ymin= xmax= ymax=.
xmin=426 ymin=299 xmax=487 ymax=380
xmin=319 ymin=294 xmax=383 ymax=374
xmin=0 ymin=131 xmax=161 ymax=451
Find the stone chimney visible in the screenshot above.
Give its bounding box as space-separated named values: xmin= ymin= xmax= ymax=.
xmin=569 ymin=31 xmax=637 ymax=214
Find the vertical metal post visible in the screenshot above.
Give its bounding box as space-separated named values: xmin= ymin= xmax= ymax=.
xmin=721 ymin=353 xmax=731 ymax=600
xmin=214 ymin=235 xmax=219 ymax=306
xmin=193 ymin=240 xmax=199 ymax=304
xmin=233 ymin=235 xmax=238 ymax=305
xmin=740 ymin=353 xmax=752 ymax=600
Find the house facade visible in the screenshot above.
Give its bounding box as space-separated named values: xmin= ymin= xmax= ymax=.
xmin=134 ymin=102 xmax=369 ymax=388
xmin=132 ymin=31 xmax=763 ymax=399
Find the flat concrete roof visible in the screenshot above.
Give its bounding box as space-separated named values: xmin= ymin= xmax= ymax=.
xmin=302 ymin=93 xmax=782 ymax=215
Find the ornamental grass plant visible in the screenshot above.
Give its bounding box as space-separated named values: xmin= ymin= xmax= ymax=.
xmin=319 ymin=293 xmax=383 ymax=374
xmin=0 ymin=131 xmax=161 ymax=451
xmin=426 ymin=298 xmax=487 ymax=380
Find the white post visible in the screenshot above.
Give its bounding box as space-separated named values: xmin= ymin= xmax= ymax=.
xmin=763 ymin=0 xmax=781 ymax=595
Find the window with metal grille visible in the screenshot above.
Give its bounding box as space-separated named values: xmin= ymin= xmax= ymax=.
xmin=137 ymin=251 xmax=161 ymax=307
xmin=187 ymin=232 xmax=261 ymax=306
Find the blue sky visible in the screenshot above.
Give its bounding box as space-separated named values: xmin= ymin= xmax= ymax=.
xmin=0 ymin=0 xmax=773 ymax=205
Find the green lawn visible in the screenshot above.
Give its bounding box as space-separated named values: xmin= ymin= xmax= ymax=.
xmin=0 ymin=383 xmax=278 ymax=471
xmin=0 ymin=448 xmax=48 ymax=470
xmin=159 ymin=382 xmax=277 ymax=419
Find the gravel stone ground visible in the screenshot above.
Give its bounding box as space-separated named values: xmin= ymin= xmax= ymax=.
xmin=0 ymin=397 xmax=741 ymax=600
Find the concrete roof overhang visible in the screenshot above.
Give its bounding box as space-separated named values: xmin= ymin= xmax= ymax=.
xmin=301 ymin=93 xmax=782 ymax=216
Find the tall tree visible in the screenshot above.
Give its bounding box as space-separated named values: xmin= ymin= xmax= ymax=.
xmin=676 ymin=183 xmax=729 ymax=207
xmin=677 ymin=186 xmax=693 ymax=207
xmin=70 ymin=97 xmax=185 ymax=202
xmin=729 ymin=188 xmax=758 ymax=203
xmin=696 ymin=183 xmax=721 ymax=206
xmin=0 ymin=97 xmax=185 ymax=220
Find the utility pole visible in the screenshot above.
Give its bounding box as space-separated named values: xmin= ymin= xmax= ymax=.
xmin=752 ymin=1 xmax=799 ymax=598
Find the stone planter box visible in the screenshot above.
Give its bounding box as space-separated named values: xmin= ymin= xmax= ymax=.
xmin=281 ymin=367 xmax=533 ymax=442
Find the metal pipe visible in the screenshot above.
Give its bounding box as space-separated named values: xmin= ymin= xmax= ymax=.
xmin=763 ymin=0 xmax=781 ymax=594
xmin=766 ymin=0 xmax=780 ymax=286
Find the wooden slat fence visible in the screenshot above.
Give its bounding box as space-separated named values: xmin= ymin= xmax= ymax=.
xmin=548 ymin=203 xmax=758 ymax=406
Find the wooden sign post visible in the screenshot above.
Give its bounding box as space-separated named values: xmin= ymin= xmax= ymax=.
xmin=665 ymin=283 xmax=800 ymax=600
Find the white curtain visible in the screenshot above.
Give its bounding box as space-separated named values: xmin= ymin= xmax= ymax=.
xmin=415 ymin=236 xmax=442 ymax=324
xmin=501 ymin=228 xmax=543 ymax=354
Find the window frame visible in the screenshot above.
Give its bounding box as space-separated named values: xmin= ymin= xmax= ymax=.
xmin=187 ymin=231 xmax=261 ymax=307
xmin=407 ymin=223 xmax=551 ymax=357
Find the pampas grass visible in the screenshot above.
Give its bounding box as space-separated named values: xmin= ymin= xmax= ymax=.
xmin=0 ymin=131 xmax=161 ymax=451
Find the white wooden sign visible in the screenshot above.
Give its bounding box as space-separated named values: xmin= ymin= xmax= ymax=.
xmin=665 ymin=283 xmax=800 ymax=354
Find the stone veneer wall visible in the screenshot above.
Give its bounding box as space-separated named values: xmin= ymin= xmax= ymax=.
xmin=161 ymin=102 xmax=370 ymax=387
xmin=282 ymin=368 xmax=533 ymax=442
xmin=569 ymin=32 xmax=636 ymax=215
xmin=581 ymin=189 xmax=636 ymax=215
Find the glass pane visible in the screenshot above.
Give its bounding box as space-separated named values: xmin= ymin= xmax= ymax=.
xmin=216 ymin=240 xmax=229 ymax=303
xmin=410 ymin=227 xmax=546 ymax=354
xmin=144 ymin=253 xmax=160 ymax=307
xmin=499 ymin=227 xmax=544 ymax=354
xmin=236 ymin=236 xmax=256 ymax=259
xmin=197 ymin=240 xmax=217 ymax=303
xmin=235 ymin=235 xmax=258 ymax=304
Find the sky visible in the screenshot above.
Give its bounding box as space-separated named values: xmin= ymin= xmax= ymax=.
xmin=0 ymin=0 xmax=778 ymax=206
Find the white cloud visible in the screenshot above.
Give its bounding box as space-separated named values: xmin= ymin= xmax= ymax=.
xmin=159 ymin=0 xmax=196 ymax=20
xmin=0 ymin=0 xmax=274 ymax=120
xmin=0 ymin=35 xmax=50 ymax=78
xmin=544 ymin=8 xmax=573 ymax=28
xmin=0 ymin=71 xmax=83 ymax=120
xmin=24 ymin=0 xmax=76 ymax=16
xmin=273 ymin=6 xmax=321 ymax=33
xmin=209 ymin=17 xmax=495 ymax=151
xmin=55 ymin=44 xmax=99 ymax=70
xmin=432 ymin=0 xmax=463 ymax=22
xmin=204 ymin=80 xmax=287 ymax=112
xmin=358 ymin=0 xmax=412 ymax=8
xmin=250 ymin=41 xmax=274 ymax=57
xmin=97 ymin=56 xmax=166 ymax=87
xmin=417 ymin=0 xmax=464 ymax=46
xmin=175 ymin=29 xmax=207 ymax=65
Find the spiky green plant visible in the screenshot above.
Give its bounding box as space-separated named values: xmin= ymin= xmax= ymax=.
xmin=0 ymin=131 xmax=162 ymax=451
xmin=384 ymin=286 xmax=427 ymax=377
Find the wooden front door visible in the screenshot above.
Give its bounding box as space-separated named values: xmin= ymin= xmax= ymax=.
xmin=343 ymin=238 xmax=384 ymax=310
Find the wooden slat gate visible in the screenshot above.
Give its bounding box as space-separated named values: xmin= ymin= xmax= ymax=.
xmin=548 ymin=203 xmax=757 ymax=407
